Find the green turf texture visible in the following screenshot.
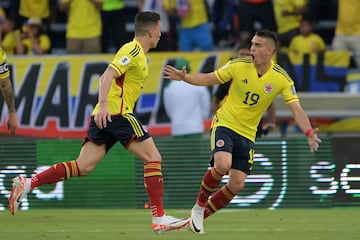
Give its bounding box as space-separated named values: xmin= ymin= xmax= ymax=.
xmin=1 ymin=208 xmax=358 ymax=240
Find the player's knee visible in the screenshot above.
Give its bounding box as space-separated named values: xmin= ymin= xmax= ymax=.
xmin=79 ymin=165 xmax=95 ymax=176
xmin=214 ymin=162 xmax=231 ymax=175
xmin=228 ymin=182 xmax=245 ymax=194
xmin=143 ymin=153 xmax=162 ymax=164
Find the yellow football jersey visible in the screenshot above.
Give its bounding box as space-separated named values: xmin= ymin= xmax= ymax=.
xmin=213 ymin=57 xmax=299 ymax=141
xmin=92 ymin=39 xmax=148 ymax=116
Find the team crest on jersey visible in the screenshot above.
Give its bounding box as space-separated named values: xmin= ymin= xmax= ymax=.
xmin=264 ymin=83 xmax=274 ymax=93
xmin=119 ymin=56 xmax=130 ymax=66
xmin=216 ymin=139 xmax=225 ymax=147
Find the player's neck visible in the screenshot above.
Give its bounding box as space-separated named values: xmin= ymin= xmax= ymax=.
xmin=255 ymin=61 xmax=272 ymax=77
xmin=135 ymin=37 xmax=150 ymax=53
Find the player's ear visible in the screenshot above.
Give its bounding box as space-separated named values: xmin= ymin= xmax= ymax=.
xmin=268 ymin=46 xmax=276 ymax=55
xmin=148 ymin=27 xmax=154 ymax=38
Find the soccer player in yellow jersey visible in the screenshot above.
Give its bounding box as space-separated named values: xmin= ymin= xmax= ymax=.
xmin=212 ymin=42 xmax=277 ymax=138
xmin=8 ymin=11 xmax=188 ymax=234
xmin=0 ymin=47 xmax=17 ymax=133
xmin=164 ymin=29 xmax=321 ymax=234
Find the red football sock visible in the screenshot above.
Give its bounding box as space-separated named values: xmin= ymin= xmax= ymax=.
xmin=31 ymin=160 xmax=80 ymax=189
xmin=204 ymin=185 xmax=236 ymax=219
xmin=196 ymin=167 xmax=224 ymax=207
xmin=144 ymin=161 xmax=165 ymax=217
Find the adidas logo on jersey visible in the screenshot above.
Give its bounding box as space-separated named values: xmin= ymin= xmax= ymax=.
xmin=241 ymin=79 xmax=248 ymax=84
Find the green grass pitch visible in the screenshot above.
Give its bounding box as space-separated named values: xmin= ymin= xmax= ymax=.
xmin=1 ymin=208 xmax=359 ymax=240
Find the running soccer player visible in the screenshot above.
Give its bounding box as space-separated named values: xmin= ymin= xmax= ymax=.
xmin=163 ymin=29 xmax=321 ymax=234
xmin=8 ymin=11 xmax=188 ymax=234
xmin=211 ymin=42 xmax=277 ymax=138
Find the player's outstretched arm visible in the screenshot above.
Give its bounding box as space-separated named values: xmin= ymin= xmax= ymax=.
xmin=163 ymin=65 xmax=219 ymax=86
xmin=288 ymin=102 xmax=321 ymax=153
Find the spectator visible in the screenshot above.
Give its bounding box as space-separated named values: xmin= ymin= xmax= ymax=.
xmin=237 ymin=0 xmax=277 ymax=44
xmin=304 ymin=0 xmax=337 ymax=24
xmin=211 ymin=0 xmax=240 ymax=48
xmin=163 ymin=58 xmax=210 ymax=138
xmin=101 ymin=0 xmax=128 ymax=53
xmin=288 ymin=18 xmax=326 ymax=63
xmin=162 ymin=0 xmax=179 ymax=51
xmin=165 ymin=0 xmax=213 ymax=51
xmin=15 ymin=0 xmax=57 ymax=33
xmin=273 ymin=0 xmax=308 ymax=50
xmin=230 ymin=42 xmax=252 ymax=59
xmin=0 ymin=17 xmax=20 ymax=55
xmin=60 ymin=0 xmax=102 ymax=54
xmin=15 ymin=17 xmax=51 ymax=55
xmin=331 ymin=0 xmax=360 ymax=68
xmin=138 ymin=0 xmax=172 ymax=51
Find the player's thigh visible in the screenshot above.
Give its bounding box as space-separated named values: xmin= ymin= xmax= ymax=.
xmin=76 ymin=141 xmax=106 ymax=175
xmin=211 ymin=126 xmax=234 ymax=174
xmin=127 ymin=137 xmax=162 ymax=163
xmin=231 ymin=135 xmax=254 ymax=175
xmin=211 ymin=126 xmax=254 ymax=175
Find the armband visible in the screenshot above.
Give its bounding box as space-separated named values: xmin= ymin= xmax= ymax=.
xmin=305 ymin=128 xmax=313 ymax=137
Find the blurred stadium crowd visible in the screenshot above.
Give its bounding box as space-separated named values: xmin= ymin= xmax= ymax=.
xmin=0 ymin=0 xmax=339 ymax=55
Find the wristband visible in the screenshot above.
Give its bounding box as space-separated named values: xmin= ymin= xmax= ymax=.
xmin=305 ymin=128 xmax=313 ymax=137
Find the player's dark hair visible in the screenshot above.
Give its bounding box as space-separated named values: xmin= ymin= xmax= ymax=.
xmin=255 ymin=29 xmax=278 ymax=53
xmin=134 ymin=11 xmax=161 ymax=36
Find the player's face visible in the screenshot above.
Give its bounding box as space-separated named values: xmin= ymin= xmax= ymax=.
xmin=250 ymin=36 xmax=273 ymax=65
xmin=149 ymin=21 xmax=162 ymax=48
